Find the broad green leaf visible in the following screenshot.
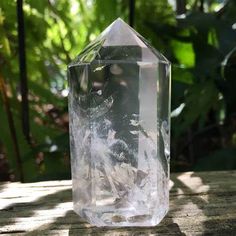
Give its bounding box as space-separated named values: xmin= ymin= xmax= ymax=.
xmin=171 ymin=40 xmax=195 ymax=67
xmin=172 ymin=66 xmax=194 ymax=84
xmin=174 ymin=81 xmax=219 ymax=135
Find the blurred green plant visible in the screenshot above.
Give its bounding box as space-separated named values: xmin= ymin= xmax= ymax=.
xmin=0 ymin=0 xmax=128 ymax=182
xmin=144 ymin=0 xmax=236 ymax=171
xmin=0 ymin=0 xmax=236 ymax=182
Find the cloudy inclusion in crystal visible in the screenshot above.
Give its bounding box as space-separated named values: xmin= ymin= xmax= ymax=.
xmin=68 ymin=18 xmax=171 ymax=227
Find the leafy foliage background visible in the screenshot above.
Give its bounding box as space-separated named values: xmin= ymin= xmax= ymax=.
xmin=0 ymin=0 xmax=236 ymax=182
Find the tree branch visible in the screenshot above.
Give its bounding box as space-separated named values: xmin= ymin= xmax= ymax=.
xmin=0 ymin=73 xmax=24 ymax=182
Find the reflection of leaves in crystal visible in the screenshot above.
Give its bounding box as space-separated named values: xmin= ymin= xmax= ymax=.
xmin=130 ymin=119 xmax=140 ymax=126
xmin=89 ymin=95 xmax=114 ymax=120
xmin=135 ymin=169 xmax=148 ymax=187
xmin=130 ymin=118 xmax=153 ymax=142
xmin=112 ymin=163 xmax=148 ymax=193
xmin=109 ymin=139 xmax=129 ymax=162
xmin=77 ymin=38 xmax=106 ymax=63
xmin=93 ymin=65 xmax=106 ymax=72
xmin=75 ymin=94 xmax=114 ymax=121
xmin=161 ymin=120 xmax=170 ymax=160
xmin=89 ymin=115 xmax=152 ymax=201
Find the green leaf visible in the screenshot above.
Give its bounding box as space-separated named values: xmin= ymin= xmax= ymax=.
xmin=37 ymin=151 xmax=70 ymax=181
xmin=175 ymin=81 xmax=219 ymax=135
xmin=172 ymin=66 xmax=194 ymax=84
xmin=194 ymin=148 xmax=236 ymax=171
xmin=171 ymin=40 xmax=195 ymax=67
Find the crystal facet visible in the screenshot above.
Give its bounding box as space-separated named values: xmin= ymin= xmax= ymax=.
xmin=68 ymin=18 xmax=171 ymax=227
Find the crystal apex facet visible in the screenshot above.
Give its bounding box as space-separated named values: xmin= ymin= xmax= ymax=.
xmin=69 ymin=18 xmax=170 ymax=66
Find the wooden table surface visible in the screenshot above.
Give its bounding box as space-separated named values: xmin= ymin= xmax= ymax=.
xmin=0 ymin=170 xmax=235 ymax=236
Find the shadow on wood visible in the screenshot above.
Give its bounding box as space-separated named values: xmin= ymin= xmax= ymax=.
xmin=0 ymin=171 xmax=236 ymax=235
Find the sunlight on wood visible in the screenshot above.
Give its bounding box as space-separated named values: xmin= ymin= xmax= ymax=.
xmin=0 ymin=171 xmax=235 ymax=235
xmin=177 ymin=171 xmax=210 ymax=196
xmin=169 ymin=179 xmax=174 ymax=190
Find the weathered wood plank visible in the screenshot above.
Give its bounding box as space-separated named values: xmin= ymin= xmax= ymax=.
xmin=0 ymin=171 xmax=236 ymax=235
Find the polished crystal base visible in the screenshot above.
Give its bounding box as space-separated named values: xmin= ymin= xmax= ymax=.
xmin=74 ymin=203 xmax=168 ymax=227
xmin=68 ymin=18 xmax=171 ymax=227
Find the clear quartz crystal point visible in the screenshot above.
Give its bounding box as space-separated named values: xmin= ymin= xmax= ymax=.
xmin=68 ymin=18 xmax=171 ymax=227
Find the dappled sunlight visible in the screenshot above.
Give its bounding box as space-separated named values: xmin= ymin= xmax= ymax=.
xmin=0 ymin=179 xmax=185 ymax=235
xmin=0 ymin=180 xmax=72 ymax=234
xmin=168 ymin=172 xmax=215 ymax=235
xmin=31 ymin=201 xmax=72 ymax=218
xmin=1 ymin=172 xmax=236 ymax=234
xmin=171 ymin=201 xmax=206 ymax=233
xmin=177 ymin=172 xmax=210 ymax=198
xmin=5 ymin=202 xmax=73 ymax=233
xmin=0 ymin=181 xmax=72 ymax=210
xmin=169 ymin=179 xmax=174 ymax=190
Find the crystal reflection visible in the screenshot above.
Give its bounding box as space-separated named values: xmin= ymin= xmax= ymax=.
xmin=69 ymin=61 xmax=169 ymax=226
xmin=68 ymin=18 xmax=170 ymax=227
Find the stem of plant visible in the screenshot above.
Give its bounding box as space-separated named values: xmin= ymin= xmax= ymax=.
xmin=17 ymin=0 xmax=31 ymax=144
xmin=0 ymin=74 xmax=24 ymax=182
xmin=129 ymin=0 xmax=135 ymax=27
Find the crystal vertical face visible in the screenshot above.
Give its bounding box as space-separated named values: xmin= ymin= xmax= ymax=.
xmin=68 ymin=18 xmax=171 ymax=227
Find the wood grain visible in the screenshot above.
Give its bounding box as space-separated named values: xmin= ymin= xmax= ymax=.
xmin=0 ymin=171 xmax=235 ymax=235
